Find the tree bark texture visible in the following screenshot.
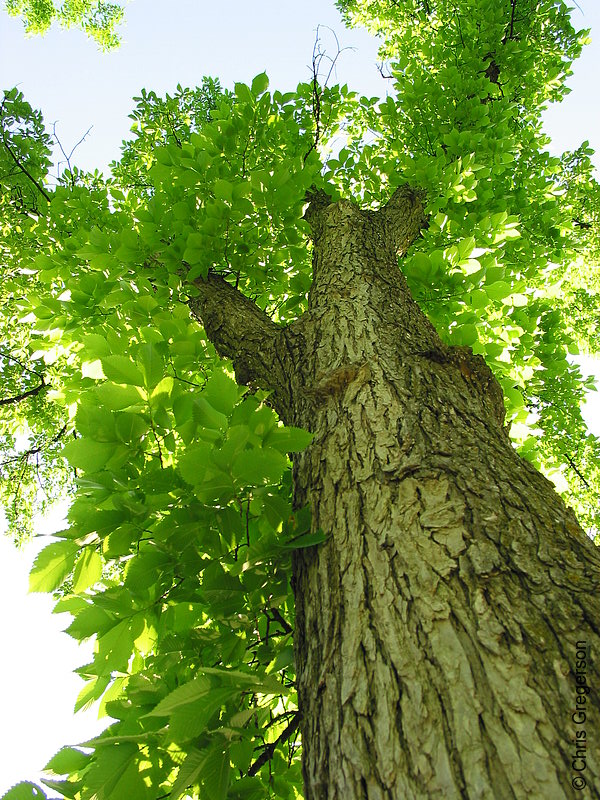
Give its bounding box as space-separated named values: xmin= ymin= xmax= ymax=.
xmin=190 ymin=187 xmax=600 ymax=799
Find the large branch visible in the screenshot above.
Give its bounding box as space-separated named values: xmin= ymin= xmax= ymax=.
xmin=380 ymin=184 xmax=428 ymax=255
xmin=188 ymin=271 xmax=294 ymax=416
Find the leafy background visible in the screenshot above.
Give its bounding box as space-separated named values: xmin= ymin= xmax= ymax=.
xmin=1 ymin=0 xmax=599 ymax=796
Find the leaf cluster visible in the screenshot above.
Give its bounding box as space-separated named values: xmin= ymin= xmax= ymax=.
xmin=5 ymin=0 xmax=124 ymax=49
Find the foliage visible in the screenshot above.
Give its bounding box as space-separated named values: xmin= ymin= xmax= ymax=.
xmin=113 ymin=78 xmax=233 ymax=192
xmin=1 ymin=0 xmax=599 ymax=798
xmin=4 ymin=0 xmax=124 ymax=49
xmin=0 ymin=88 xmax=73 ymax=537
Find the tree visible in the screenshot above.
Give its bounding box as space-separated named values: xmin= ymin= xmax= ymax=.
xmin=2 ymin=0 xmax=600 ymax=798
xmin=4 ymin=0 xmax=123 ymax=49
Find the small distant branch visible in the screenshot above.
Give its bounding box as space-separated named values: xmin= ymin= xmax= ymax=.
xmin=0 ymin=130 xmax=51 ymax=202
xmin=564 ymin=454 xmax=591 ymax=489
xmin=0 ymin=350 xmax=47 ymax=406
xmin=248 ymin=712 xmax=300 ymax=777
xmin=502 ymin=0 xmax=518 ymax=44
xmin=269 ymin=606 xmax=293 ymax=634
xmin=303 ymin=25 xmax=350 ymax=163
xmin=0 ymin=379 xmax=46 ymax=406
xmin=53 ymin=122 xmax=93 ymax=184
xmin=1 ymin=423 xmax=68 ymax=467
xmin=377 ymin=62 xmax=393 ymax=79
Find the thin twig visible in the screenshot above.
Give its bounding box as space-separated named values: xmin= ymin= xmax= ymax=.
xmin=248 ymin=712 xmax=300 ymax=777
xmin=0 ymin=132 xmax=51 ymax=202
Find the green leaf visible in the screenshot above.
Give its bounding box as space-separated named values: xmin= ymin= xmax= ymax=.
xmin=168 ymin=688 xmax=237 ymax=741
xmin=264 ymin=425 xmax=314 ymax=453
xmin=195 ymin=665 xmax=288 ymax=695
xmin=82 ymin=333 xmax=111 ymax=358
xmin=76 ymin=405 xmax=117 ymax=442
xmin=38 ymin=780 xmax=78 ymax=799
xmin=0 ymin=783 xmax=46 ymax=799
xmin=234 ymin=82 xmax=253 ymax=104
xmin=203 ymin=370 xmax=240 ymax=416
xmin=124 ymin=547 xmax=170 ymax=595
xmin=147 ymin=677 xmax=213 ymax=716
xmin=72 ymin=548 xmax=103 ymax=593
xmin=485 ymin=281 xmax=511 ymax=301
xmin=178 ymin=442 xmax=213 ymax=485
xmin=450 ymin=324 xmax=478 ymax=346
xmin=202 ymin=742 xmax=230 ymax=800
xmin=94 ymin=619 xmax=136 ymax=674
xmin=74 ymin=675 xmax=111 ymax=712
xmin=85 ymin=743 xmax=152 ymax=800
xmin=66 ymin=604 xmax=115 ymax=640
xmin=251 ymin=72 xmax=269 ymax=96
xmin=214 ymin=179 xmax=233 ymax=203
xmin=44 ymin=747 xmax=89 ymax=775
xmin=61 ymin=439 xmax=115 ymax=472
xmin=193 ymin=396 xmax=228 ymax=431
xmin=29 ymin=541 xmax=80 ymax=593
xmin=280 ymin=528 xmax=328 ymax=550
xmin=100 ymin=355 xmax=145 ymax=386
xmin=138 ymin=343 xmax=165 ymax=390
xmin=232 ymin=447 xmax=288 ymax=486
xmin=169 ymin=748 xmax=209 ymax=800
xmin=115 ymin=412 xmax=149 ymax=443
xmin=94 ymin=382 xmax=144 ymax=410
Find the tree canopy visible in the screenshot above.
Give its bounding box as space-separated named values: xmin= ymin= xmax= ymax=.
xmin=4 ymin=0 xmax=123 ymax=49
xmin=1 ymin=0 xmax=599 ymax=798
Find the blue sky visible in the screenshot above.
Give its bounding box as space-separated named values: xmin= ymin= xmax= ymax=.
xmin=0 ymin=0 xmax=599 ymax=793
xmin=1 ymin=1 xmax=599 ymax=173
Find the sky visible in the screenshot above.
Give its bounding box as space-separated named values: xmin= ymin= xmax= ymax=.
xmin=0 ymin=0 xmax=599 ymax=794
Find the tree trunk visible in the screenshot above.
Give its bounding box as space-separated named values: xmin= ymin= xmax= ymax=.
xmin=190 ymin=188 xmax=600 ymax=799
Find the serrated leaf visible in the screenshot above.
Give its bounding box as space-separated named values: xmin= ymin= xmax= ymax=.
xmin=169 ymin=748 xmax=210 ymax=800
xmin=264 ymin=425 xmax=313 ymax=453
xmin=72 ymin=548 xmax=103 ymax=593
xmin=168 ymin=688 xmax=237 ymax=741
xmin=232 ymin=447 xmax=288 ymax=486
xmin=115 ymin=412 xmax=149 ymax=443
xmin=44 ymin=747 xmax=89 ymax=775
xmin=124 ymin=547 xmax=170 ymax=595
xmin=100 ymin=355 xmax=145 ymax=386
xmin=61 ymin=438 xmax=114 ymax=472
xmin=74 ymin=675 xmax=111 ymax=712
xmin=81 ymin=333 xmax=111 ymax=357
xmin=39 ymin=779 xmax=78 ymax=799
xmin=76 ymin=404 xmax=117 ymax=442
xmin=94 ymin=619 xmax=136 ymax=674
xmin=196 ymin=666 xmax=288 ymax=695
xmin=193 ymin=395 xmax=228 ymax=431
xmin=29 ymin=541 xmax=80 ymax=593
xmin=66 ymin=604 xmax=115 ymax=640
xmin=251 ymin=72 xmax=269 ymax=96
xmin=146 ymin=677 xmax=212 ymax=716
xmin=85 ymin=743 xmax=152 ymax=800
xmin=201 ymin=742 xmax=230 ymax=800
xmin=138 ymin=343 xmax=165 ymax=390
xmin=0 ymin=782 xmax=46 ymax=799
xmin=94 ymin=382 xmax=144 ymax=410
xmin=178 ymin=442 xmax=213 ymax=485
xmin=202 ymin=370 xmax=240 ymax=416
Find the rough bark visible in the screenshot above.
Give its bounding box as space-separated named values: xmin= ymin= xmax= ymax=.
xmin=191 ymin=187 xmax=600 ymax=799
